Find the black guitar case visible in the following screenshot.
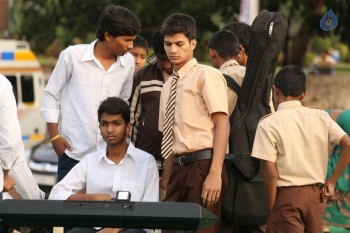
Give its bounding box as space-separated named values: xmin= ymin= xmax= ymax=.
xmin=222 ymin=10 xmax=288 ymax=226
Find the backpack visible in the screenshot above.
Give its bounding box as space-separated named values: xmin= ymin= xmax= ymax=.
xmin=222 ymin=10 xmax=288 ymax=226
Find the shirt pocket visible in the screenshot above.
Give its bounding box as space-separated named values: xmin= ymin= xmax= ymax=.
xmin=69 ymin=77 xmax=99 ymax=108
xmin=108 ymin=84 xmax=123 ymax=97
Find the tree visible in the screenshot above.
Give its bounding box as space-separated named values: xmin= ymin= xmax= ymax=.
xmin=13 ymin=0 xmax=350 ymax=66
xmin=261 ymin=0 xmax=349 ymax=66
xmin=18 ymin=0 xmax=240 ymax=57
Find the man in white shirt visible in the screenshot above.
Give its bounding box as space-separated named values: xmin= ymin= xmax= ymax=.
xmin=0 ymin=74 xmax=45 ymax=200
xmin=40 ymin=5 xmax=142 ymax=181
xmin=49 ymin=97 xmax=158 ymax=233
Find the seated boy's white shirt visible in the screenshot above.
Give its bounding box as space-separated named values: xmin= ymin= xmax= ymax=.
xmin=49 ymin=143 xmax=159 ymax=201
xmin=49 ymin=143 xmax=158 ymax=232
xmin=3 ymin=192 xmax=12 ymax=199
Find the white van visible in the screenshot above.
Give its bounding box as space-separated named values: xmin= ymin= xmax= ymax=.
xmin=0 ymin=39 xmax=47 ymax=150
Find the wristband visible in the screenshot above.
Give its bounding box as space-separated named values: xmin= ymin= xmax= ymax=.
xmin=50 ymin=134 xmax=61 ymax=142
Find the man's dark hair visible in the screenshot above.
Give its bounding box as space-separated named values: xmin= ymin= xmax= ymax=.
xmin=274 ymin=65 xmax=306 ymax=97
xmin=208 ymin=30 xmax=240 ymax=59
xmin=133 ymin=35 xmax=149 ymax=51
xmin=98 ymin=97 xmax=130 ymax=123
xmin=152 ymin=26 xmax=166 ymax=56
xmin=223 ymin=22 xmax=250 ymax=53
xmin=161 ymin=13 xmax=196 ymax=40
xmin=96 ymin=5 xmax=141 ymax=41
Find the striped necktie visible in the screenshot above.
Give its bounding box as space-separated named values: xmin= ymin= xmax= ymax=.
xmin=161 ymin=72 xmax=179 ymax=160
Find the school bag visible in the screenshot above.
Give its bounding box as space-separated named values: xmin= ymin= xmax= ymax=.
xmin=222 ymin=10 xmax=288 ymax=226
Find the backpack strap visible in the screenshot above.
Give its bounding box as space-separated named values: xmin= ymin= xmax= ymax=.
xmin=223 ymin=74 xmax=240 ymax=94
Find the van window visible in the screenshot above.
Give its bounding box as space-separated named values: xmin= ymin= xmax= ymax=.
xmin=21 ymin=75 xmax=34 ymax=102
xmin=5 ymin=75 xmax=18 ymax=100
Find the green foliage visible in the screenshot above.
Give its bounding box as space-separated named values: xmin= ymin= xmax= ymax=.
xmin=311 ymin=35 xmax=349 ymax=61
xmin=311 ymin=36 xmax=333 ymax=53
xmin=15 ymin=0 xmax=240 ymax=56
xmin=337 ymin=43 xmax=349 ymax=62
xmin=8 ymin=0 xmax=350 ymax=67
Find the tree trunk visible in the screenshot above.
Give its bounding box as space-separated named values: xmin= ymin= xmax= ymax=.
xmin=285 ymin=0 xmax=325 ymax=67
xmin=288 ymin=22 xmax=310 ymax=67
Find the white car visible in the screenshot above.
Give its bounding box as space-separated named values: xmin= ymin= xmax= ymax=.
xmin=28 ymin=141 xmax=58 ymax=189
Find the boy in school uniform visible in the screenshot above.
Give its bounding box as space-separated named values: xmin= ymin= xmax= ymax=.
xmin=208 ymin=29 xmax=246 ymax=116
xmin=251 ymin=65 xmax=350 ymax=233
xmin=159 ymin=13 xmax=229 ymax=233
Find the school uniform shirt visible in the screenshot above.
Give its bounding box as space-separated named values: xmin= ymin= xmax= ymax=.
xmin=40 ymin=40 xmax=135 ymax=161
xmin=159 ymin=58 xmax=228 ymax=155
xmin=219 ymin=59 xmax=246 ymax=115
xmin=129 ymin=63 xmax=169 ymax=162
xmin=49 ymin=142 xmax=159 ymax=202
xmin=252 ymin=100 xmax=346 ymax=187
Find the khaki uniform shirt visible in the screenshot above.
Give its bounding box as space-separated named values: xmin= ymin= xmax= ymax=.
xmin=252 ymin=100 xmax=346 ymax=187
xmin=219 ymin=60 xmax=246 ymax=115
xmin=159 ymin=58 xmax=228 ymax=155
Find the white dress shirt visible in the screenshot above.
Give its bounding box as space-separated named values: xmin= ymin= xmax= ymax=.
xmin=0 ymin=75 xmax=21 ymax=191
xmin=49 ymin=142 xmax=159 ymax=202
xmin=0 ymin=74 xmax=45 ymax=198
xmin=40 ymin=40 xmax=135 ymax=160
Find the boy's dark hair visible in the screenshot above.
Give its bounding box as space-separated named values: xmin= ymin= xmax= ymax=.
xmin=133 ymin=35 xmax=149 ymax=51
xmin=98 ymin=97 xmax=130 ymax=123
xmin=208 ymin=30 xmax=240 ymax=59
xmin=152 ymin=26 xmax=166 ymax=56
xmin=161 ymin=13 xmax=196 ymax=40
xmin=274 ymin=65 xmax=306 ymax=97
xmin=96 ymin=5 xmax=141 ymax=41
xmin=222 ymin=22 xmax=250 ymax=53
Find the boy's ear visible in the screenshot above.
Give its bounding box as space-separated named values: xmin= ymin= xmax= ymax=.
xmin=209 ymin=48 xmax=216 ymax=58
xmin=299 ymin=91 xmax=306 ymax=100
xmin=235 ymin=45 xmax=243 ymax=60
xmin=104 ymin=32 xmax=113 ymax=42
xmin=273 ymin=85 xmax=279 ymax=96
xmin=190 ymin=39 xmax=197 ymax=51
xmin=126 ymin=122 xmax=132 ymax=135
xmin=239 ymin=44 xmax=245 ymax=53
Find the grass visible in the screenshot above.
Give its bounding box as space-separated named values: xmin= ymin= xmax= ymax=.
xmin=334 ymin=62 xmax=350 ymax=75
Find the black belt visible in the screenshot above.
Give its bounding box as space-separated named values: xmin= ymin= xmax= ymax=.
xmin=173 ymin=149 xmax=213 ymax=165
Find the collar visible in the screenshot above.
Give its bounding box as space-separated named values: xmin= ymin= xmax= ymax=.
xmin=175 ymin=58 xmax=198 ymax=79
xmin=98 ymin=142 xmax=137 ymax=164
xmin=81 ymin=40 xmax=98 ymax=62
xmin=219 ymin=59 xmax=240 ymax=70
xmin=277 ymin=100 xmax=302 ymax=111
xmin=81 ymin=40 xmax=126 ymax=67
